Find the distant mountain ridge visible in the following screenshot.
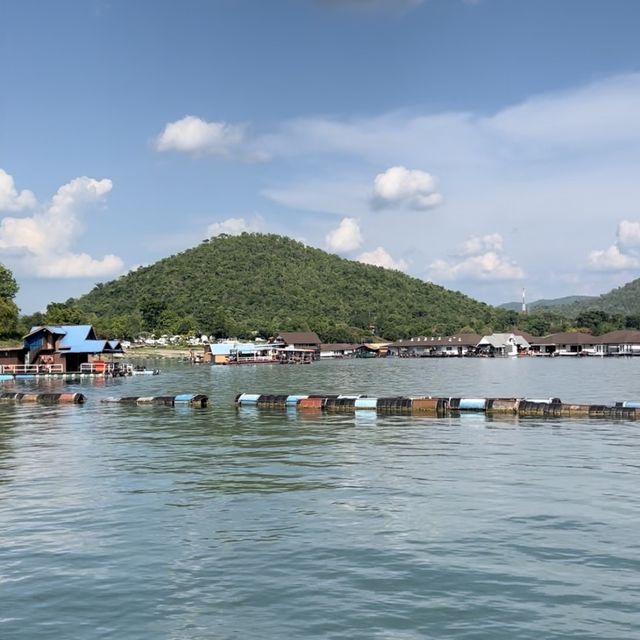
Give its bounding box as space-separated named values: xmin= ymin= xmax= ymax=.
xmin=69 ymin=233 xmax=507 ymax=341
xmin=499 ymin=295 xmax=596 ymax=312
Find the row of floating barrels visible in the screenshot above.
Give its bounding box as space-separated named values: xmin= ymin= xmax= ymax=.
xmin=235 ymin=393 xmax=640 ymax=419
xmin=0 ymin=393 xmax=207 ymax=407
xmin=0 ymin=392 xmax=86 ymax=404
xmin=101 ymin=394 xmax=208 ymax=407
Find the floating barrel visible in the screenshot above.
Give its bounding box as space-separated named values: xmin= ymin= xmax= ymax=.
xmin=298 ymin=397 xmax=325 ymax=410
xmin=235 ymin=393 xmax=262 ymax=406
xmin=619 ymin=401 xmax=640 ymax=409
xmin=410 ymin=398 xmax=447 ymax=415
xmin=354 ymin=397 xmax=378 ymax=410
xmin=174 ymin=394 xmax=208 ymax=407
xmin=458 ymin=398 xmax=487 ymax=411
xmin=286 ymin=395 xmax=309 ymax=406
xmin=325 ymin=397 xmax=357 ymax=411
xmin=376 ymin=397 xmax=404 ymax=411
xmin=517 ymin=401 xmax=551 ymax=417
xmin=486 ymin=399 xmax=519 ymax=414
xmin=256 ymin=394 xmax=289 ymax=408
xmin=0 ymin=392 xmax=85 ymax=404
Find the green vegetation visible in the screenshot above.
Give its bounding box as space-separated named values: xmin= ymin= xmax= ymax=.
xmin=0 ymin=263 xmax=19 ymax=338
xmin=21 ymin=233 xmax=514 ymax=341
xmin=18 ymin=234 xmax=640 ymax=341
xmin=554 ymin=279 xmax=640 ymax=318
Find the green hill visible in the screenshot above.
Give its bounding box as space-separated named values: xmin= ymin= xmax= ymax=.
xmin=556 ymin=278 xmax=640 ymax=317
xmin=41 ymin=234 xmax=509 ymax=341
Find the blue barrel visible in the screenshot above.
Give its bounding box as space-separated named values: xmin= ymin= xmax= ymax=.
xmin=286 ymin=395 xmax=308 ymax=406
xmin=621 ymin=401 xmax=640 ymax=409
xmin=354 ymin=397 xmax=378 ymax=410
xmin=0 ymin=374 xmax=13 ymax=382
xmin=458 ymin=398 xmax=487 ymax=411
xmin=236 ymin=393 xmax=262 ymax=406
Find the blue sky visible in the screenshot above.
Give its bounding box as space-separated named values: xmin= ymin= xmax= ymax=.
xmin=2 ymin=0 xmax=640 ymax=313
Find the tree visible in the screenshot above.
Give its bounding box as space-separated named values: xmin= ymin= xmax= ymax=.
xmin=0 ymin=263 xmax=18 ymax=301
xmin=0 ymin=262 xmax=19 ymax=337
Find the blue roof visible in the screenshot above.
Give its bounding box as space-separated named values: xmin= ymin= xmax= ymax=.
xmin=25 ymin=325 xmax=122 ymax=354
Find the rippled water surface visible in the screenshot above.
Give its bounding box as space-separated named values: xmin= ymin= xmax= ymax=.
xmin=2 ymin=358 xmax=640 ymax=639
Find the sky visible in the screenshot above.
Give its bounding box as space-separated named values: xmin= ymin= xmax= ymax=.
xmin=2 ymin=0 xmax=640 ymax=314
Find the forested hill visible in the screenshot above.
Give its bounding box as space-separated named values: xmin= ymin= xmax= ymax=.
xmin=63 ymin=234 xmax=508 ymax=341
xmin=555 ymin=278 xmax=640 ymax=317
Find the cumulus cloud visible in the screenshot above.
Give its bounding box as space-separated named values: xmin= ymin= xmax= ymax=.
xmin=616 ymin=220 xmax=640 ymax=249
xmin=0 ymin=172 xmax=124 ymax=278
xmin=429 ymin=233 xmax=524 ymax=282
xmin=358 ymin=246 xmax=408 ymax=271
xmin=326 ymin=217 xmax=363 ymax=253
xmin=0 ymin=169 xmax=36 ymax=212
xmin=207 ymin=216 xmax=263 ymax=237
xmin=460 ymin=233 xmax=503 ymax=256
xmin=372 ymin=166 xmax=443 ymax=210
xmin=589 ymin=220 xmax=640 ymax=271
xmin=588 ymin=245 xmax=640 ymax=271
xmin=155 ymin=115 xmax=245 ymax=155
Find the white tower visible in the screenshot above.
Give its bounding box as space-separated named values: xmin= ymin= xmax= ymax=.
xmin=522 ymin=287 xmax=527 ymax=314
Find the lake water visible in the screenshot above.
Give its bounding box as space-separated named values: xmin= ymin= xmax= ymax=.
xmin=1 ymin=357 xmax=640 ymax=639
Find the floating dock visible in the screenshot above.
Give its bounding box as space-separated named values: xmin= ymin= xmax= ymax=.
xmin=235 ymin=393 xmax=639 ymax=419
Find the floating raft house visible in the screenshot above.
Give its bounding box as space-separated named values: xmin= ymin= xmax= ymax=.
xmin=235 ymin=393 xmax=639 ymax=419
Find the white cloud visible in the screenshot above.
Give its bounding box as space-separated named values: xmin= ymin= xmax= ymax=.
xmin=487 ymin=74 xmax=640 ymax=149
xmin=207 ymin=216 xmax=263 ymax=237
xmin=616 ymin=220 xmax=640 ymax=249
xmin=372 ymin=166 xmax=443 ymax=210
xmin=326 ymin=217 xmax=363 ymax=253
xmin=429 ymin=233 xmax=523 ymax=282
xmin=155 ymin=115 xmax=245 ymax=155
xmin=588 ymin=245 xmax=640 ymax=271
xmin=358 ymin=246 xmax=408 ymax=271
xmin=461 ymin=233 xmax=503 ymax=256
xmin=588 ymin=220 xmax=640 ymax=271
xmin=0 ymin=174 xmax=124 ymax=278
xmin=0 ymin=169 xmax=36 ymax=211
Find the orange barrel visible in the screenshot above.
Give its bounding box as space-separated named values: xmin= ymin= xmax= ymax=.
xmin=19 ymin=393 xmax=40 ymax=403
xmin=93 ymin=361 xmax=106 ymax=374
xmin=58 ymin=393 xmax=85 ymax=404
xmin=298 ymin=397 xmax=325 ymax=410
xmin=410 ymin=398 xmax=445 ymax=414
xmin=486 ymin=399 xmax=519 ymax=414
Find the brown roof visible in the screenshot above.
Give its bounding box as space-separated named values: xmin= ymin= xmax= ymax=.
xmin=392 ymin=333 xmax=482 ymax=348
xmin=276 ymin=331 xmax=321 ymax=345
xmin=320 ymin=343 xmax=357 ymax=351
xmin=531 ymin=332 xmax=600 ymax=345
xmin=597 ymin=330 xmax=640 ymax=344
